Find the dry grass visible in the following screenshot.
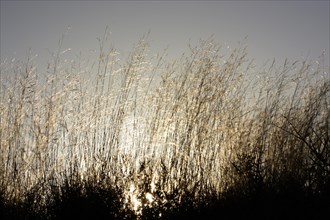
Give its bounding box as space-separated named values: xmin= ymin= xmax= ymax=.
xmin=0 ymin=32 xmax=329 ymax=219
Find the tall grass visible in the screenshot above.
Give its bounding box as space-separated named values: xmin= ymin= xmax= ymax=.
xmin=0 ymin=33 xmax=329 ymax=219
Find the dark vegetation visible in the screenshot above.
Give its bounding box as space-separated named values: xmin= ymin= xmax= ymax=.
xmin=1 ymin=33 xmax=329 ymax=219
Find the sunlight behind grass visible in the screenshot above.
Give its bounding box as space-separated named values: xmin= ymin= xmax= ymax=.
xmin=0 ymin=32 xmax=329 ymax=219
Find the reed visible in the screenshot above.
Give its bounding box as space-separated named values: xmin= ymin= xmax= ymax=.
xmin=0 ymin=33 xmax=329 ymax=219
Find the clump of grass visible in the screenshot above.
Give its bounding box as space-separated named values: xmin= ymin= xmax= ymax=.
xmin=0 ymin=31 xmax=329 ymax=219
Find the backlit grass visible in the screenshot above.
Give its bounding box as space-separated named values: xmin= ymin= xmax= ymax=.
xmin=0 ymin=33 xmax=329 ymax=219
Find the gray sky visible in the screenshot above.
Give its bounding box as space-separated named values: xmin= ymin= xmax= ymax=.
xmin=1 ymin=1 xmax=329 ymax=68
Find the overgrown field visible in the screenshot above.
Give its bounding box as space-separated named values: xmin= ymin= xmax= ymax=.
xmin=1 ymin=34 xmax=329 ymax=219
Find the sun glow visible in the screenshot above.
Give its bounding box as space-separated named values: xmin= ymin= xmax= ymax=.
xmin=124 ymin=182 xmax=156 ymax=216
xmin=145 ymin=192 xmax=154 ymax=203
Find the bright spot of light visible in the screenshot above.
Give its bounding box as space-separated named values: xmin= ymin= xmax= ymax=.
xmin=131 ymin=194 xmax=142 ymax=212
xmin=128 ymin=183 xmax=142 ymax=212
xmin=145 ymin=192 xmax=154 ymax=203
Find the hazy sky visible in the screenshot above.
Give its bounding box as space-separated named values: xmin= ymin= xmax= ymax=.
xmin=1 ymin=1 xmax=329 ymax=68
